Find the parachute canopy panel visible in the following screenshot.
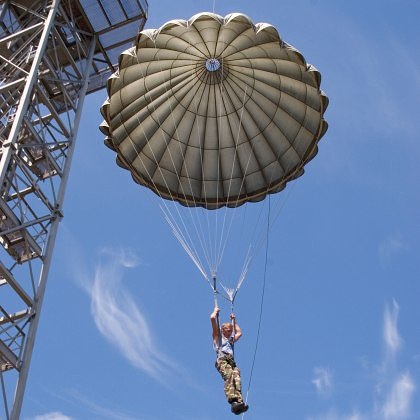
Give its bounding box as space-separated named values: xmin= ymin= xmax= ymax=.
xmin=101 ymin=12 xmax=328 ymax=209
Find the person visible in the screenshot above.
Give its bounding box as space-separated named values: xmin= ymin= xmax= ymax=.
xmin=210 ymin=306 xmax=249 ymax=415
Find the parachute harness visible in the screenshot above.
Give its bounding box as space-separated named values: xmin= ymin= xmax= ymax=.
xmin=212 ymin=272 xmax=236 ymax=355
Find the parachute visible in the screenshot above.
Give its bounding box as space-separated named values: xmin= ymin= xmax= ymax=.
xmin=100 ymin=12 xmax=328 ymax=301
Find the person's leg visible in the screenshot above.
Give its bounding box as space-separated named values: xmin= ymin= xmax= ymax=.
xmin=216 ymin=359 xmax=239 ymax=403
xmin=230 ymin=367 xmax=249 ymax=415
xmin=232 ymin=367 xmax=243 ymax=403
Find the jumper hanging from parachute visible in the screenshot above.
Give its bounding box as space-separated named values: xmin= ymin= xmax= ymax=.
xmin=99 ymin=12 xmax=328 ymax=305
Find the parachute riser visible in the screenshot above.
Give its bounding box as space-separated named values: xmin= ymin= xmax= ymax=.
xmin=212 ymin=273 xmax=223 ymax=348
xmin=212 ymin=272 xmax=218 ymax=307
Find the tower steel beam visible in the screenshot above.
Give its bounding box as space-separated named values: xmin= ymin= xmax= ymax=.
xmin=0 ymin=0 xmax=148 ymax=418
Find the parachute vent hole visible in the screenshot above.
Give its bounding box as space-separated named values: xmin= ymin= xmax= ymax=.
xmin=205 ymin=58 xmax=221 ymax=72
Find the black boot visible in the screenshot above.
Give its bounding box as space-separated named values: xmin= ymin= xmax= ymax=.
xmin=231 ymin=401 xmax=249 ymax=415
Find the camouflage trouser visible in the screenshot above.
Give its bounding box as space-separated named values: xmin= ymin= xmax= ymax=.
xmin=215 ymin=356 xmax=243 ymax=403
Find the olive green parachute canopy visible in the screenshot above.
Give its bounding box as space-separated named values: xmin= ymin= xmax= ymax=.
xmin=100 ymin=12 xmax=328 ymax=209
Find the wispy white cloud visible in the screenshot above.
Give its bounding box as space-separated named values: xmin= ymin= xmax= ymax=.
xmin=383 ymin=299 xmax=402 ymax=359
xmin=379 ymin=234 xmax=403 ymax=265
xmin=86 ymin=247 xmax=176 ymax=382
xmin=376 ymin=36 xmax=420 ymax=137
xmin=309 ymin=300 xmax=416 ymax=420
xmin=40 ymin=387 xmax=142 ymax=420
xmin=377 ymin=301 xmax=415 ymax=419
xmin=346 ymin=413 xmax=365 ymax=420
xmin=32 ymin=413 xmax=73 ymax=420
xmin=382 ymin=373 xmax=415 ymax=420
xmin=306 ymin=408 xmax=366 ymax=420
xmin=98 ymin=245 xmax=140 ymax=269
xmin=312 ymin=366 xmax=333 ymax=397
xmin=60 ymin=235 xmax=192 ymax=391
xmin=339 ymin=18 xmax=420 ymax=139
xmin=376 ymin=300 xmax=415 ymax=419
xmin=65 ymin=389 xmax=141 ymax=420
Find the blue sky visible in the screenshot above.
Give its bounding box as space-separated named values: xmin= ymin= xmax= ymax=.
xmin=21 ymin=1 xmax=420 ymax=419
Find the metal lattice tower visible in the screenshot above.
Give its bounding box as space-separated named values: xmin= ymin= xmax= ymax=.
xmin=0 ymin=1 xmax=148 ymax=418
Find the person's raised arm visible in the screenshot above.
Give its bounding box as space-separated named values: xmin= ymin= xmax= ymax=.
xmin=210 ymin=306 xmax=220 ymax=345
xmin=230 ymin=313 xmax=242 ymax=342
